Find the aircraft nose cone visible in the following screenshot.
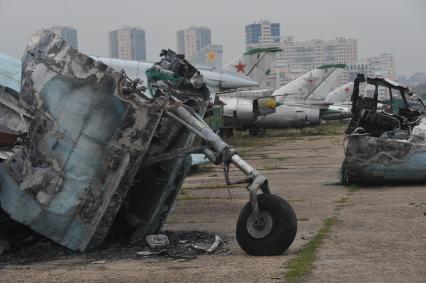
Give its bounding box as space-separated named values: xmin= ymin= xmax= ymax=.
xmin=221 ymin=73 xmax=258 ymax=89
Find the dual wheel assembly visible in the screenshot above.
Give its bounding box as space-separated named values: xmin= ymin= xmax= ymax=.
xmin=236 ymin=193 xmax=297 ymax=256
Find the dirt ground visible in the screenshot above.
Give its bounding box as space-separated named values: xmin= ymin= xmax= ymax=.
xmin=1 ymin=129 xmax=426 ymax=282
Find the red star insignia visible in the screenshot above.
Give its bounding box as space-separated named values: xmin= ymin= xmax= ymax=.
xmin=234 ymin=62 xmax=246 ymax=73
xmin=304 ymin=74 xmax=318 ymax=87
xmin=344 ymin=87 xmax=351 ymax=94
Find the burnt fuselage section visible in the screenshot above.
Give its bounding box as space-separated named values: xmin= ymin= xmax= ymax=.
xmin=0 ymin=32 xmax=209 ymax=251
xmin=342 ymin=74 xmax=426 ymax=184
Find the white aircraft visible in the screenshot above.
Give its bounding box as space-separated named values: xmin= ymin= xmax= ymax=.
xmin=220 ymin=64 xmax=345 ymax=130
xmin=320 ymin=82 xmax=390 ymax=121
xmin=223 ymin=47 xmax=282 ymax=85
xmin=320 ymin=82 xmax=354 ymax=120
xmin=92 ymin=53 xmax=258 ymax=92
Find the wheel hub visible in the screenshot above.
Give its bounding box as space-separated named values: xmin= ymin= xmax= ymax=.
xmin=246 ymin=210 xmax=273 ymax=239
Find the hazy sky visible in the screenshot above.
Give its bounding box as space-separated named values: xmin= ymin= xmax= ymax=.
xmin=0 ymin=0 xmax=425 ymax=75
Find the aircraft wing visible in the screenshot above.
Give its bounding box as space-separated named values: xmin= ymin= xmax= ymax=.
xmin=0 ymin=52 xmax=21 ymax=92
xmin=282 ymin=101 xmax=334 ymax=109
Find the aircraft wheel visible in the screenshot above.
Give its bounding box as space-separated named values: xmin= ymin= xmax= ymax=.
xmin=236 ymin=193 xmax=297 ymax=256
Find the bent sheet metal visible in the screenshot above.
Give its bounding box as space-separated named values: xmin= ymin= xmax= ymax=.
xmin=0 ymin=31 xmax=170 ymax=251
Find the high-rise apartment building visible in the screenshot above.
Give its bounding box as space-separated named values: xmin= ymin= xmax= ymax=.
xmin=176 ymin=26 xmax=211 ymax=58
xmin=108 ymin=27 xmax=146 ymax=61
xmin=245 ymin=20 xmax=280 ymax=48
xmin=347 ymin=53 xmax=397 ymax=81
xmin=262 ymin=36 xmax=357 ymax=88
xmin=48 ymin=26 xmax=78 ymax=49
xmin=278 ymin=37 xmax=357 ymax=85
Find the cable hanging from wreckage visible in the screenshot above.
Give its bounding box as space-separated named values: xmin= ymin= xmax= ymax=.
xmin=126 ymin=49 xmax=298 ymax=255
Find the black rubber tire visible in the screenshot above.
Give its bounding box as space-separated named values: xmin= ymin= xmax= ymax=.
xmin=236 ymin=194 xmax=297 ymax=256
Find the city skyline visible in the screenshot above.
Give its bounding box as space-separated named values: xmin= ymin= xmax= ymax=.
xmin=0 ymin=0 xmax=424 ymax=76
xmin=47 ymin=26 xmax=78 ymax=49
xmin=108 ymin=27 xmax=147 ymax=61
xmin=176 ymin=26 xmax=211 ymax=58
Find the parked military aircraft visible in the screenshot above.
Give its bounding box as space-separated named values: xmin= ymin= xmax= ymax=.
xmin=220 ymin=64 xmax=345 ymax=132
xmin=92 ymin=55 xmax=258 ymax=93
xmin=320 ymin=82 xmax=354 ymax=120
xmin=189 ymin=45 xmax=281 ymax=86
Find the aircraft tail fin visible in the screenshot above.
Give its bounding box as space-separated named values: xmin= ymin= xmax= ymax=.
xmin=273 ymin=64 xmax=345 ymax=103
xmin=188 ymin=44 xmax=223 ymax=71
xmin=223 ymin=47 xmax=281 ymax=84
xmin=325 ymin=82 xmax=354 ymax=104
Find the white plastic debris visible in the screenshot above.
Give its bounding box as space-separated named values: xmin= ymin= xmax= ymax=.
xmin=206 ymin=235 xmax=224 ymax=254
xmin=135 ymin=249 xmax=166 ymax=257
xmin=136 ymin=251 xmax=156 ymax=256
xmin=145 ymin=234 xmax=170 ymax=249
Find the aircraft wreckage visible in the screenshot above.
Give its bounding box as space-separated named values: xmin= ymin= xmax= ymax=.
xmin=342 ymin=74 xmax=426 ymax=184
xmin=0 ymin=31 xmax=297 ymax=256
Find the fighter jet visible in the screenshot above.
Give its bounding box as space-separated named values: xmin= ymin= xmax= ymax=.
xmin=189 ymin=45 xmax=282 ymax=85
xmin=320 ymin=82 xmax=393 ymax=121
xmin=92 ymin=45 xmax=286 ymax=96
xmin=220 ymin=64 xmax=345 ymax=132
xmin=320 ymin=82 xmax=355 ymax=121
xmin=0 ymin=49 xmax=258 ymax=120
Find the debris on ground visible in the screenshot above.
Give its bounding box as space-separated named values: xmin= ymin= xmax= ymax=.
xmin=0 ymin=231 xmax=230 ymax=268
xmin=145 ymin=234 xmax=170 ymax=249
xmin=206 ymin=235 xmax=224 ymax=253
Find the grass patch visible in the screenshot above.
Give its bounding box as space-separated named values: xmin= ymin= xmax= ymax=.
xmin=335 ymin=197 xmax=348 ymax=204
xmin=260 ymin=165 xmax=288 ymax=171
xmin=176 ymin=195 xmax=211 ymax=201
xmin=264 ymin=121 xmax=347 ymax=138
xmin=188 ymin=164 xmax=217 ymax=176
xmin=275 ymin=156 xmax=289 ymax=162
xmin=285 ymin=217 xmax=337 ymax=283
xmin=348 ymin=184 xmax=359 ymax=192
xmin=182 ymin=183 xmax=241 ymax=190
xmin=334 ymin=204 xmax=352 ymax=211
xmin=288 ymin=198 xmax=306 ymax=203
xmin=220 ymin=122 xmax=346 ymax=149
xmin=223 ymin=136 xmax=279 ymax=147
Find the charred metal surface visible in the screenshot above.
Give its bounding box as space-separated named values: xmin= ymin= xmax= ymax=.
xmin=0 ymin=34 xmax=212 ymax=252
xmin=116 ymin=49 xmax=210 ymax=240
xmin=342 ymin=74 xmax=426 ymax=184
xmin=0 ymin=31 xmax=167 ymax=251
xmin=0 ymin=86 xmax=29 ymax=145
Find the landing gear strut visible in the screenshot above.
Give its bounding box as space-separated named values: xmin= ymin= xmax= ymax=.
xmin=167 ymin=104 xmax=297 ymax=255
